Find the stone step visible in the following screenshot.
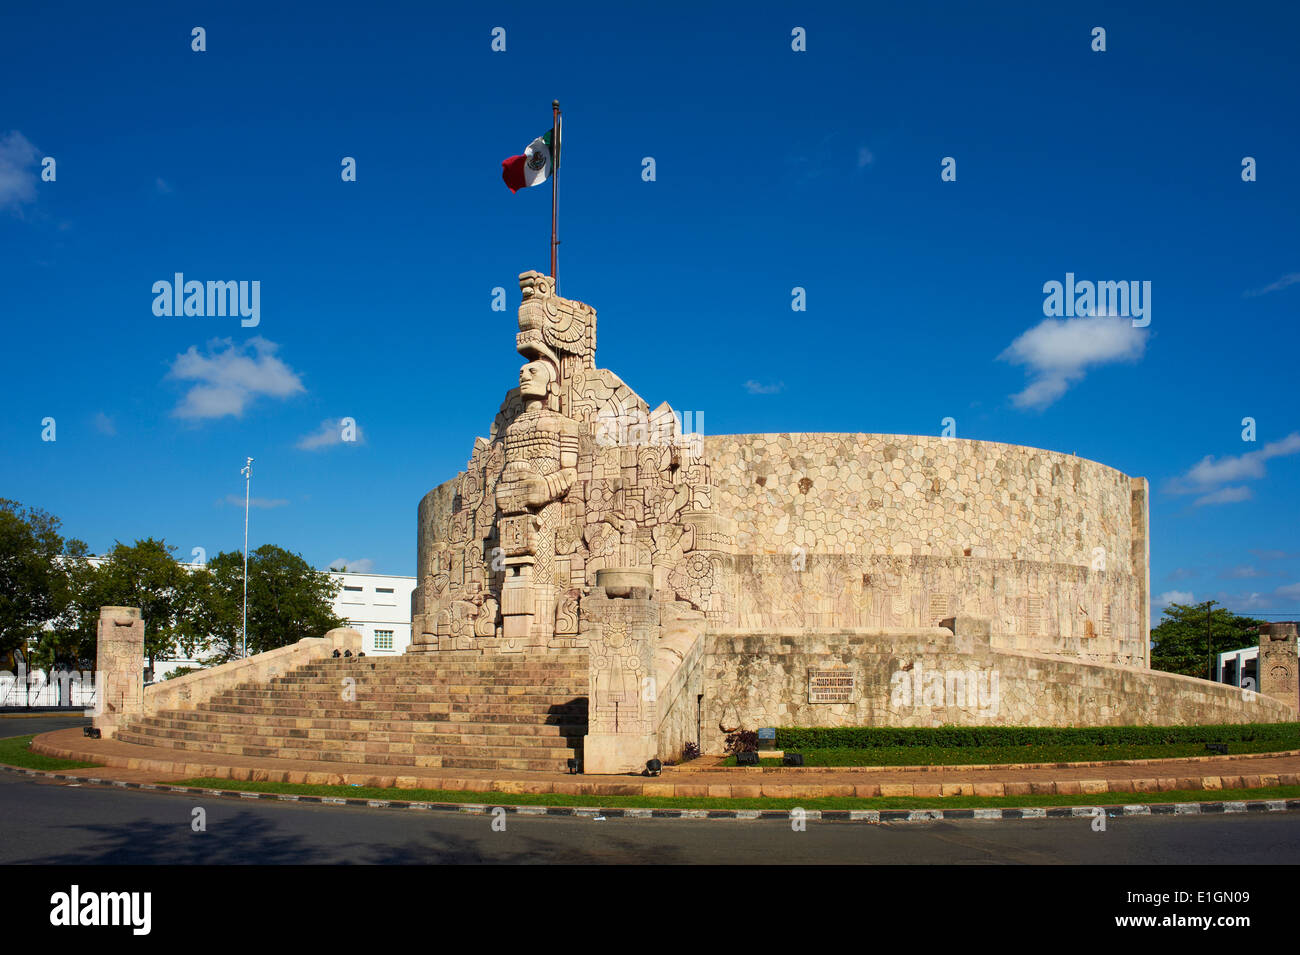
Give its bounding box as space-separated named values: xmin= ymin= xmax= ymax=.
xmin=143 ymin=711 xmax=586 ymax=735
xmin=119 ymin=651 xmax=591 ymax=773
xmin=203 ymin=695 xmax=587 ymax=712
xmin=200 ymin=696 xmax=587 ymax=712
xmin=129 ymin=717 xmax=582 ymax=748
xmin=267 ymin=678 xmax=588 ymax=692
xmin=294 ymin=659 xmax=589 ymax=673
xmin=211 ymin=692 xmax=587 ymax=708
xmin=120 ymin=725 xmax=580 ymax=759
xmin=114 ymin=731 xmax=578 ymax=772
xmin=229 ymin=683 xmax=589 ymax=696
xmin=284 ymin=659 xmax=590 ymax=670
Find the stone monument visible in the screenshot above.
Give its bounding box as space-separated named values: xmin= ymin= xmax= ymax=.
xmin=409 ymin=270 xmax=1295 ymax=769
xmin=1258 ymin=622 xmax=1299 ymax=706
xmin=93 ymin=606 xmax=145 ymax=739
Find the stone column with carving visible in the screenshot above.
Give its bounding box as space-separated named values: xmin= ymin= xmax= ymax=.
xmin=94 ymin=606 xmax=145 ymax=738
xmin=582 ymin=570 xmax=659 ymax=773
xmin=1258 ymin=622 xmax=1299 ymax=708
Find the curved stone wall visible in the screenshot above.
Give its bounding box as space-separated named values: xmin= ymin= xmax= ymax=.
xmin=706 ymin=433 xmax=1150 ymax=666
xmin=414 ymin=476 xmax=459 ymax=620
xmin=701 ymin=630 xmax=1292 ymax=754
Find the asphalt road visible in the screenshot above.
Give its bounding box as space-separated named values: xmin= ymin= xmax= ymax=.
xmin=2 ymin=771 xmax=1299 ymax=864
xmin=0 ymin=715 xmax=89 ymax=738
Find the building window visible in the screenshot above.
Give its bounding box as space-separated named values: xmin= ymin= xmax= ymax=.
xmin=375 ymin=586 xmax=396 ymax=606
xmin=341 ymin=585 xmax=364 ymax=605
xmin=375 ymin=630 xmax=394 ymax=651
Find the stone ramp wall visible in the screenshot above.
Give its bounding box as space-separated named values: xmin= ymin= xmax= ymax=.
xmin=143 ymin=628 xmax=362 ymax=716
xmin=701 ymin=629 xmax=1294 ymax=755
xmin=656 ymin=633 xmax=705 ymax=762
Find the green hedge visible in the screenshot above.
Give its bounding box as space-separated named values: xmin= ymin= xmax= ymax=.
xmin=775 ymin=723 xmax=1300 ymax=750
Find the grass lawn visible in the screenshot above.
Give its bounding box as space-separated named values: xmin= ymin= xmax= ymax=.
xmin=166 ymin=776 xmax=1300 ymax=812
xmin=723 ymin=740 xmax=1300 ymax=767
xmin=0 ymin=734 xmax=102 ymax=772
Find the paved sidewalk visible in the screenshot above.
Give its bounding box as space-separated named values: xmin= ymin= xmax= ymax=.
xmin=28 ymin=728 xmax=1300 ymax=799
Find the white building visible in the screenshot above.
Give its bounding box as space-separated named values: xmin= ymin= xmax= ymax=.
xmin=65 ymin=557 xmax=414 ymax=679
xmin=5 ymin=557 xmax=414 ymax=704
xmin=327 ymin=569 xmax=417 ymax=656
xmin=1213 ymin=643 xmax=1300 ymax=690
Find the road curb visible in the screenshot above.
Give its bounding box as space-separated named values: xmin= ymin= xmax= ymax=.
xmin=5 ymin=763 xmax=1300 ymax=823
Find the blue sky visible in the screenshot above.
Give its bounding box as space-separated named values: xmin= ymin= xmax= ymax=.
xmin=2 ymin=1 xmax=1297 ymax=621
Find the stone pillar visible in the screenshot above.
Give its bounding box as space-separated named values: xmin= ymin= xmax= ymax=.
xmin=1130 ymin=477 xmax=1151 ymax=669
xmin=1258 ymin=622 xmax=1298 ymax=708
xmin=582 ymin=570 xmax=659 ymax=774
xmin=94 ymin=606 xmax=145 ymax=738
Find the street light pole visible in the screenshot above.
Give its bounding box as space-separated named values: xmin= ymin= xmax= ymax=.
xmin=1205 ymin=599 xmax=1216 ymax=682
xmin=241 ymin=457 xmax=253 ymax=659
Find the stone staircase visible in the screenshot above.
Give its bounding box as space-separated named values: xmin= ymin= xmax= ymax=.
xmin=117 ymin=651 xmax=588 ymax=772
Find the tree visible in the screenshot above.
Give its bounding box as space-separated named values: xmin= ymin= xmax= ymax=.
xmin=194 ymin=545 xmax=344 ymax=662
xmin=90 ymin=538 xmax=201 ymax=671
xmin=1150 ymin=601 xmax=1263 ymax=679
xmin=34 ymin=544 xmax=99 ymax=673
xmin=0 ymin=499 xmax=86 ymax=661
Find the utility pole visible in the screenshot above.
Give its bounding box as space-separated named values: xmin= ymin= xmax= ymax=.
xmin=1205 ymin=599 xmax=1217 ymax=681
xmin=241 ymin=457 xmax=253 ymax=659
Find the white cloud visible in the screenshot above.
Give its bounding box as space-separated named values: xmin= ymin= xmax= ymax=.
xmin=1252 ymin=549 xmax=1300 ymax=561
xmin=297 ymin=418 xmax=364 ymax=451
xmin=1218 ymin=565 xmax=1264 ymax=579
xmin=856 ymin=147 xmax=874 ymax=169
xmin=1245 ymin=272 xmax=1300 ymax=297
xmin=222 ymin=494 xmax=288 ymax=509
xmin=329 ymin=557 xmax=375 ymax=573
xmin=1193 ymin=486 xmax=1253 ymax=507
xmin=155 ymin=177 xmax=174 ymax=194
xmin=1211 ymin=582 xmax=1300 ymax=612
xmin=1168 ymin=431 xmax=1300 ymax=500
xmin=1155 ymin=590 xmax=1194 ymax=606
xmin=93 ymin=412 xmax=116 ymax=436
xmin=0 ymin=131 xmax=40 ymax=210
xmin=1230 ymin=591 xmax=1272 ymax=611
xmin=744 ymin=380 xmax=785 ymax=395
xmin=168 ymin=337 xmax=305 ymax=420
xmin=999 ymin=316 xmax=1147 ymax=410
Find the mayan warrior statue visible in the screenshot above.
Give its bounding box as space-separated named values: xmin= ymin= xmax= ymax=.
xmin=495 ymin=357 xmax=579 ymax=647
xmin=411 ymin=269 xmax=729 ymax=658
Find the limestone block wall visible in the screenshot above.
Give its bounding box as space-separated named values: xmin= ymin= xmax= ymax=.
xmin=706 ymin=433 xmax=1150 ymax=663
xmin=656 ymin=634 xmax=705 ymax=761
xmin=95 ymin=606 xmax=145 ymax=738
xmin=700 ymin=630 xmax=1293 ymax=755
xmin=414 ymin=476 xmax=460 ymax=622
xmin=731 ymin=554 xmax=1146 ymax=666
xmin=144 ymin=629 xmax=362 ymax=716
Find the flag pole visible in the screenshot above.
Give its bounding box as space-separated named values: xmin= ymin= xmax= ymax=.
xmin=551 ymin=99 xmax=560 ymax=282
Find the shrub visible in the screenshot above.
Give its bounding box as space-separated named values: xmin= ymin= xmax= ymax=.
xmin=681 ymin=741 xmax=700 ymax=761
xmin=773 ymin=723 xmax=1300 ymax=751
xmin=724 ymin=730 xmax=759 ymax=755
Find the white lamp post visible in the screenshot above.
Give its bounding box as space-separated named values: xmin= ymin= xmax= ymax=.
xmin=241 ymin=457 xmax=253 ymax=658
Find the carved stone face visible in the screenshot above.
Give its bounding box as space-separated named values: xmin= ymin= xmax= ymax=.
xmin=519 ymin=360 xmax=553 ymax=401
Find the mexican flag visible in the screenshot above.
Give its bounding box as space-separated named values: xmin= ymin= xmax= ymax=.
xmin=501 ymin=127 xmax=559 ymax=193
